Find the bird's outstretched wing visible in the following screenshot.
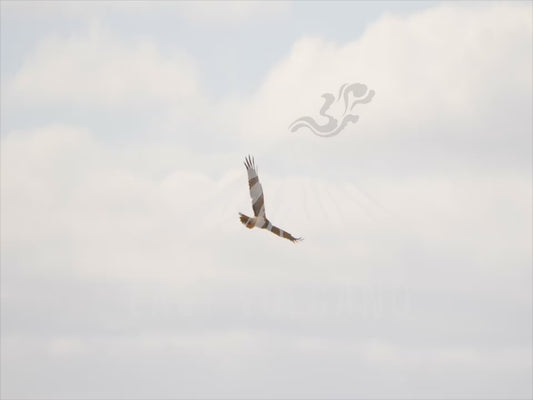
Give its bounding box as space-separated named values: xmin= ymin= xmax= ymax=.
xmin=266 ymin=223 xmax=302 ymax=243
xmin=244 ymin=155 xmax=265 ymax=218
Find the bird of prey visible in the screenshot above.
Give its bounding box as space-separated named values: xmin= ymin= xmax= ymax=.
xmin=239 ymin=155 xmax=302 ymax=243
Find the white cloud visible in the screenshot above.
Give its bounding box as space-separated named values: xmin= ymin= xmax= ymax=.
xmin=1 ymin=3 xmax=531 ymax=399
xmin=2 ymin=122 xmax=529 ymax=293
xmin=6 ymin=24 xmax=203 ymax=108
xmin=1 ymin=125 xmax=223 ymax=283
xmin=239 ymin=3 xmax=532 ymax=147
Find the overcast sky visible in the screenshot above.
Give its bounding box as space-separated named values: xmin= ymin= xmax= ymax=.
xmin=1 ymin=1 xmax=532 ymax=399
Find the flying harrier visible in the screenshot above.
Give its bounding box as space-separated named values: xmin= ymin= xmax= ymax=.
xmin=239 ymin=155 xmax=302 ymax=243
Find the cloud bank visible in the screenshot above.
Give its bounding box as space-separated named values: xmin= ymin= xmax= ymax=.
xmin=1 ymin=2 xmax=531 ymax=399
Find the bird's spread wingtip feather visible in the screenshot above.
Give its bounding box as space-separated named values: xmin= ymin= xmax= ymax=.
xmin=244 ymin=154 xmax=258 ymax=172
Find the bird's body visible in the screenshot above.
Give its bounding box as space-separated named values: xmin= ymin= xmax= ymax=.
xmin=239 ymin=155 xmax=302 ymax=243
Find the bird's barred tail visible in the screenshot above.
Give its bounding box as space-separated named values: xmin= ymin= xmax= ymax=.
xmin=239 ymin=213 xmax=254 ymax=229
